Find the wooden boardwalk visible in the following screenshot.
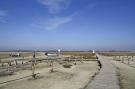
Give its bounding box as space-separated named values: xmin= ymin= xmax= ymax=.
xmin=85 ymin=55 xmax=120 ymax=89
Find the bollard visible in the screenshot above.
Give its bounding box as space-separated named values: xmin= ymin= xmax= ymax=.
xmin=15 ymin=60 xmax=18 ymax=65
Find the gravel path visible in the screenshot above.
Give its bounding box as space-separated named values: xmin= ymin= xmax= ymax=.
xmin=85 ymin=55 xmax=120 ymax=89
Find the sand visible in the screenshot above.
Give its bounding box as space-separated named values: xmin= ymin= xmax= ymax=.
xmin=0 ymin=61 xmax=99 ymax=89
xmin=111 ymin=60 xmax=135 ymax=89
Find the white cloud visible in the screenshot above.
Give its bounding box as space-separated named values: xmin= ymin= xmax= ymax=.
xmin=0 ymin=10 xmax=7 ymax=16
xmin=45 ymin=16 xmax=72 ymax=30
xmin=38 ymin=0 xmax=71 ymax=13
xmin=31 ymin=16 xmax=72 ymax=30
xmin=0 ymin=10 xmax=7 ymax=23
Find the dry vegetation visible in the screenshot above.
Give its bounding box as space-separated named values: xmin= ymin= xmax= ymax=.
xmin=0 ymin=52 xmax=96 ymax=59
xmin=0 ymin=53 xmax=11 ymax=58
xmin=0 ymin=52 xmax=99 ymax=89
xmin=99 ymin=52 xmax=135 ymax=56
xmin=61 ymin=52 xmax=96 ymax=59
xmin=0 ymin=52 xmax=43 ymax=59
xmin=0 ymin=61 xmax=99 ymax=89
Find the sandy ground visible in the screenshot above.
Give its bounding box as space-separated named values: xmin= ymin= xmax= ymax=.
xmin=120 ymin=60 xmax=135 ymax=68
xmin=0 ymin=61 xmax=99 ymax=89
xmin=111 ymin=60 xmax=135 ymax=89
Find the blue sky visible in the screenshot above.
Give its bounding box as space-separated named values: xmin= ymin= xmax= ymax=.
xmin=0 ymin=0 xmax=135 ymax=51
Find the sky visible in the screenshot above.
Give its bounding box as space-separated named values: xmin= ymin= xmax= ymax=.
xmin=0 ymin=0 xmax=135 ymax=51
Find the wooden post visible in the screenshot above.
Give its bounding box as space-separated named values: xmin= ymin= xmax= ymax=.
xmin=69 ymin=57 xmax=70 ymax=62
xmin=81 ymin=56 xmax=83 ymax=63
xmin=2 ymin=63 xmax=4 ymax=67
xmin=122 ymin=57 xmax=124 ymax=63
xmin=7 ymin=63 xmax=10 ymax=72
xmin=74 ymin=57 xmax=77 ymax=65
xmin=9 ymin=62 xmax=12 ymax=66
xmin=50 ymin=60 xmax=54 ymax=72
xmin=32 ymin=62 xmax=36 ymax=79
xmin=49 ymin=60 xmax=52 ymax=66
xmin=33 ymin=51 xmax=35 ymax=58
xmin=115 ymin=56 xmax=117 ymax=61
xmin=113 ymin=56 xmax=115 ymax=60
xmin=132 ymin=56 xmax=134 ymax=61
xmin=15 ymin=60 xmax=18 ymax=65
xmin=128 ymin=58 xmax=130 ymax=65
xmin=22 ymin=61 xmax=24 ymax=64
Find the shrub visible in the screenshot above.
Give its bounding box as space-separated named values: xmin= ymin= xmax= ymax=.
xmin=63 ymin=64 xmax=72 ymax=68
